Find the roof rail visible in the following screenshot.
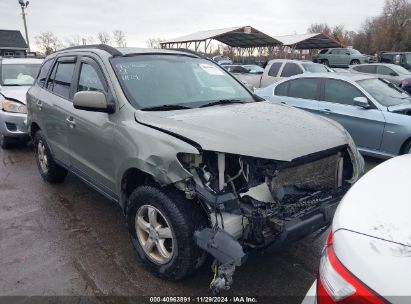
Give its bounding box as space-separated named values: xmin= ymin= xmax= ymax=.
xmin=165 ymin=48 xmax=206 ymax=59
xmin=58 ymin=44 xmax=122 ymax=56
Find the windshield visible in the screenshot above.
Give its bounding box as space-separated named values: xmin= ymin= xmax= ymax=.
xmin=0 ymin=63 xmax=41 ymax=86
xmin=111 ymin=55 xmax=254 ymax=109
xmin=357 ymin=78 xmax=411 ymax=107
xmin=302 ymin=63 xmax=330 ymax=73
xmin=390 ymin=64 xmax=411 ymax=75
xmin=350 ymin=49 xmax=361 ymax=55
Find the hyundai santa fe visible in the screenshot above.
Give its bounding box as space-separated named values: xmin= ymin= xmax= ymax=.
xmin=26 ymin=45 xmax=364 ymax=293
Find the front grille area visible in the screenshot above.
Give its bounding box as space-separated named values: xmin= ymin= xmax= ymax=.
xmin=5 ymin=122 xmax=17 ymax=131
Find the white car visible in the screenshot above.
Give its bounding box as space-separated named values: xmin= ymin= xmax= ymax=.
xmin=0 ymin=57 xmax=43 ymax=148
xmin=303 ymin=154 xmax=411 ymax=304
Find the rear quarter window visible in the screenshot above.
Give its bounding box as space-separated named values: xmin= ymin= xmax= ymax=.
xmin=274 ymin=81 xmax=289 ymax=96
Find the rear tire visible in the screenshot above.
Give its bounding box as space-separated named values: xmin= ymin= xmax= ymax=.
xmin=126 ymin=185 xmax=208 ymax=280
xmin=351 ymin=60 xmax=360 ymax=65
xmin=322 ymin=59 xmax=329 ymax=67
xmin=0 ymin=134 xmax=12 ymax=149
xmin=33 ymin=130 xmax=68 ymax=183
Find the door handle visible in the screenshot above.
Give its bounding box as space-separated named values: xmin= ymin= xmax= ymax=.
xmin=66 ymin=117 xmax=76 ymax=128
xmin=36 ymin=100 xmax=43 ymax=110
xmin=321 ymin=108 xmax=332 ymax=114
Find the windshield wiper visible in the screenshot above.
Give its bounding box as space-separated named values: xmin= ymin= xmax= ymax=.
xmin=142 ymin=104 xmax=192 ymax=111
xmin=200 ymin=99 xmax=246 ymax=108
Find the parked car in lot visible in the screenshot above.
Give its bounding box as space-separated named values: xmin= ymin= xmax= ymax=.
xmin=379 ymin=51 xmax=411 ymax=71
xmin=234 ymin=59 xmax=332 ymax=89
xmin=27 ymin=45 xmax=363 ymax=293
xmin=256 ymin=73 xmax=411 ymax=159
xmin=212 ymin=55 xmax=232 ymax=65
xmin=312 ymin=48 xmax=369 ymax=67
xmin=0 ymin=57 xmax=43 ymax=149
xmin=303 ymin=154 xmax=411 ymax=304
xmin=349 ymin=63 xmax=411 ymax=90
xmin=224 ymin=64 xmax=264 ymax=90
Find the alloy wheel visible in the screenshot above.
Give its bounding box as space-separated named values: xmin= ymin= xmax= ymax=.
xmin=135 ymin=205 xmax=175 ymax=265
xmin=37 ymin=140 xmax=48 ymax=173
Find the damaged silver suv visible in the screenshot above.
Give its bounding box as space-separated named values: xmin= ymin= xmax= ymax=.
xmin=27 ymin=45 xmax=364 ymax=293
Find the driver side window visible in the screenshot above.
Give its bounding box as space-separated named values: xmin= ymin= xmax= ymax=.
xmin=77 ymin=62 xmax=106 ymax=93
xmin=324 ymin=79 xmax=365 ymax=106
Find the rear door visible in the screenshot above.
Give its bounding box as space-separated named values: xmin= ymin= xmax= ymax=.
xmin=67 ymin=55 xmax=117 ymax=195
xmin=274 ymin=78 xmax=321 ymax=113
xmin=318 ymin=78 xmax=385 ymax=150
xmin=41 ymin=56 xmax=77 ymax=167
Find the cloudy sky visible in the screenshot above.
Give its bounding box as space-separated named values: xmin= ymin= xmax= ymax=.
xmin=1 ymin=0 xmax=386 ymax=51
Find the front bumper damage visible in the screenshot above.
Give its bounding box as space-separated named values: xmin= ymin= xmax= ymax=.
xmin=177 ymin=145 xmax=361 ymax=294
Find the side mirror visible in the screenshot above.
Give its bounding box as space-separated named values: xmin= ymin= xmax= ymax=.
xmin=353 ymin=97 xmax=370 ymax=109
xmin=73 ymin=91 xmax=114 ymax=113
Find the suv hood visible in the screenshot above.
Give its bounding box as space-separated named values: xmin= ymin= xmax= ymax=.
xmin=333 ymin=154 xmax=411 ymax=246
xmin=0 ymin=85 xmax=30 ymax=104
xmin=135 ymin=102 xmax=348 ymax=161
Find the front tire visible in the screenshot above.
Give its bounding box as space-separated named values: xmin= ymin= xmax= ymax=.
xmin=33 ymin=130 xmax=68 ymax=183
xmin=0 ymin=134 xmax=12 ymax=149
xmin=322 ymin=59 xmax=329 ymax=66
xmin=126 ymin=185 xmax=208 ymax=280
xmin=350 ymin=59 xmax=360 ymax=65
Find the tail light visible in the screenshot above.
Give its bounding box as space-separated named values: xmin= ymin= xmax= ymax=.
xmin=402 ymin=79 xmax=410 ymax=87
xmin=317 ymin=232 xmax=386 ymax=304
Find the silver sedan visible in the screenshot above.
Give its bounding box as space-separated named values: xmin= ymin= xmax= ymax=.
xmin=256 ymin=73 xmax=411 ymax=159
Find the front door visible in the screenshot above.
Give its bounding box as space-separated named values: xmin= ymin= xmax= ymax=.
xmin=67 ymin=56 xmax=117 ymax=196
xmin=318 ymin=78 xmax=386 ymax=151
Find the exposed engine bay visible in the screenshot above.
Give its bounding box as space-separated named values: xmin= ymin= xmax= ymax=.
xmin=176 ymin=146 xmax=355 ymax=293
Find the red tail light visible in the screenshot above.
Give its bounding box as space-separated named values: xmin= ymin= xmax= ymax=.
xmin=317 ymin=232 xmax=386 ymax=304
xmin=402 ymin=79 xmax=410 ymax=87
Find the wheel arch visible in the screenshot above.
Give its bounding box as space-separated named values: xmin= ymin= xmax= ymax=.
xmin=400 ymin=137 xmax=411 ymax=154
xmin=120 ymin=167 xmax=155 ymax=211
xmin=29 ymin=122 xmax=41 ymax=139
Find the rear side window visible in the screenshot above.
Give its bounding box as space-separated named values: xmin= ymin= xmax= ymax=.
xmin=47 ymin=61 xmax=76 ymax=99
xmin=268 ymin=62 xmax=282 ymax=77
xmin=288 ymin=78 xmax=321 ymax=100
xmin=354 ymin=65 xmax=376 ymax=74
xmin=275 ymin=81 xmax=289 ymax=96
xmin=37 ymin=60 xmax=53 ymax=87
xmin=324 ymin=79 xmax=364 ymax=105
xmin=281 ymin=63 xmax=303 ymax=77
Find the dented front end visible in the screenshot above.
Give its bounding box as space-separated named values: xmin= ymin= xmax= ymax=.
xmin=175 ymin=144 xmax=362 ymax=293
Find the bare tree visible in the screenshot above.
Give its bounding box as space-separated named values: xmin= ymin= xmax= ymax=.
xmin=97 ymin=32 xmax=111 ymax=45
xmin=35 ymin=32 xmax=62 ymax=55
xmin=307 ymin=23 xmax=332 ymax=36
xmin=113 ymin=30 xmax=127 ymax=47
xmin=65 ymin=34 xmax=82 ymax=47
xmin=146 ymin=37 xmax=165 ymax=48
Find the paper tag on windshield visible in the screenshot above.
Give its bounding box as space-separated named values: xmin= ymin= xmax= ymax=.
xmin=199 ymin=64 xmax=224 ymax=75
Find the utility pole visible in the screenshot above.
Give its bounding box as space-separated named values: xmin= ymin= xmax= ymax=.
xmin=18 ymin=0 xmax=30 ymax=52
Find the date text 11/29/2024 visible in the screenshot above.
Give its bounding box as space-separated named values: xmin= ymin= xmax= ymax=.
xmin=149 ymin=297 xmax=258 ymax=303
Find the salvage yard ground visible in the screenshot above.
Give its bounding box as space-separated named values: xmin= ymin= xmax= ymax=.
xmin=0 ymin=145 xmax=381 ymax=300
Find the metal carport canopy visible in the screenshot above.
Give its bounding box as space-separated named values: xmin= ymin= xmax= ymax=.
xmin=274 ymin=33 xmax=344 ymax=49
xmin=161 ymin=26 xmax=282 ymax=48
